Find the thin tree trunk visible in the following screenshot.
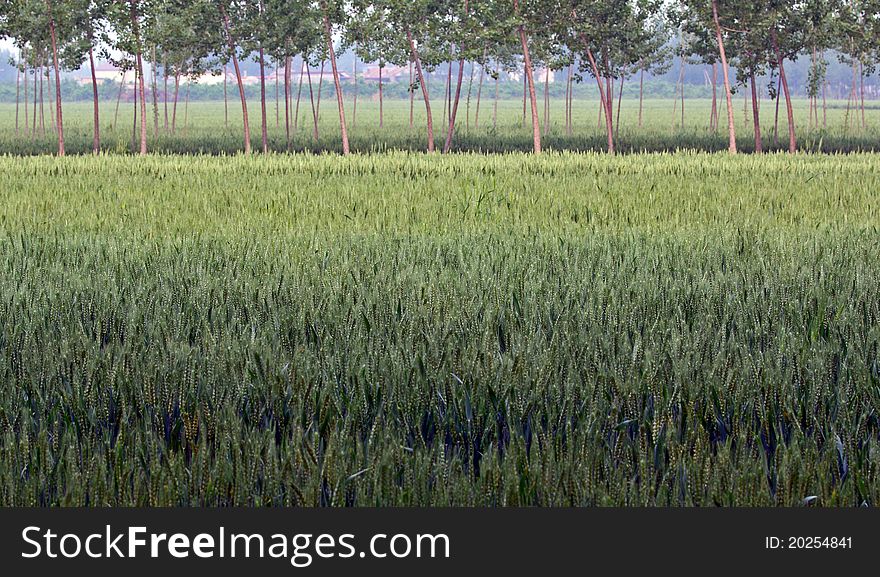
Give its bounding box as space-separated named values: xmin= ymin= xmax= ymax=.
xmin=712 ymin=0 xmax=737 ymax=153
xmin=493 ymin=63 xmax=499 ymax=129
xmin=115 ymin=69 xmax=126 ymax=129
xmin=822 ymin=80 xmax=827 ymax=128
xmin=15 ymin=57 xmax=21 ymax=135
xmin=132 ymin=67 xmax=138 ymax=150
xmin=172 ymin=72 xmax=180 ymax=134
xmin=183 ymin=82 xmax=190 ymax=135
xmin=771 ymin=28 xmax=796 ymax=153
xmin=315 ymin=60 xmax=325 ymax=126
xmin=443 ymin=60 xmax=451 ymax=130
xmin=322 ymin=8 xmax=350 ymax=155
xmin=860 ymin=61 xmax=866 ymax=130
xmin=151 ymin=45 xmax=159 ymax=137
xmin=543 ymin=67 xmax=551 ymax=136
xmin=750 ymin=72 xmax=762 ymax=153
xmin=615 ymin=74 xmax=624 ymax=139
xmin=32 ymin=61 xmax=37 ymax=137
xmin=39 ymin=62 xmax=45 ymax=135
xmin=773 ymin=74 xmax=781 ymax=145
xmin=515 ymin=0 xmax=541 ymax=154
xmin=379 ymin=63 xmax=384 ymax=128
xmin=295 ymin=59 xmax=305 ymax=131
xmin=259 ymin=44 xmax=269 ymax=153
xmin=89 ymin=45 xmax=100 ymax=153
xmin=221 ymin=6 xmax=251 ymax=154
xmin=475 ymin=54 xmax=485 ymax=129
xmin=284 ymin=55 xmax=291 ymax=149
xmin=710 ymin=63 xmax=717 ymax=131
xmin=409 ymin=59 xmax=414 ymax=129
xmin=22 ymin=51 xmax=28 ymax=137
xmin=223 ymin=64 xmax=228 ymax=128
xmin=130 ymin=0 xmax=148 ymax=155
xmin=306 ymin=62 xmax=318 ymax=141
xmin=466 ymin=60 xmax=475 ymax=131
xmin=638 ymin=68 xmax=645 ymax=128
xmin=164 ymin=59 xmax=169 ymax=131
xmin=275 ymin=63 xmax=280 ymax=128
xmin=47 ymin=0 xmax=65 ymax=155
xmin=444 ymin=1 xmax=469 ymax=156
xmin=407 ymin=29 xmax=435 ymax=152
xmin=583 ymin=44 xmax=613 ymax=154
xmin=352 ymin=53 xmax=358 ymax=129
xmin=443 ymin=55 xmax=465 ymax=153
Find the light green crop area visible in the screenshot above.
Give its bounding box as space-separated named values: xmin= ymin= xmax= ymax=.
xmin=0 ymin=152 xmax=878 ymax=506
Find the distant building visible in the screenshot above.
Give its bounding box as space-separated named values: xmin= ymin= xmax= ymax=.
xmin=361 ymin=65 xmax=408 ymax=83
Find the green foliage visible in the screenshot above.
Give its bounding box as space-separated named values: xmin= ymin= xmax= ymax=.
xmin=0 ymin=151 xmax=878 ymax=506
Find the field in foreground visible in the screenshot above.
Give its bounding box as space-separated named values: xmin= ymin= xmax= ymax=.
xmin=1 ymin=152 xmax=879 ymax=506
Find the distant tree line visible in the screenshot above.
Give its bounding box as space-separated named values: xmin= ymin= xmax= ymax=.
xmin=1 ymin=1 xmax=879 ymax=156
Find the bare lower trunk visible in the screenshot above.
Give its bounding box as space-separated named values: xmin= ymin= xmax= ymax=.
xmin=89 ymin=45 xmax=100 ymax=153
xmin=295 ymin=60 xmax=304 ymax=131
xmin=164 ymin=60 xmax=169 ymax=131
xmin=710 ymin=63 xmax=717 ymax=131
xmin=615 ymin=74 xmax=624 ymax=140
xmin=352 ymin=55 xmax=358 ymax=129
xmin=172 ymin=72 xmax=180 ymax=133
xmin=493 ymin=65 xmax=499 ymax=129
xmin=115 ymin=70 xmax=126 ymax=129
xmin=583 ymin=45 xmax=613 ymax=154
xmin=466 ymin=60 xmax=475 ymax=131
xmin=223 ymin=64 xmax=228 ymax=128
xmin=750 ymin=72 xmax=762 ymax=153
xmin=443 ymin=61 xmax=451 ymax=130
xmin=284 ymin=55 xmax=291 ymax=149
xmin=407 ymin=29 xmax=435 ymax=152
xmin=15 ymin=59 xmax=21 ymax=135
xmin=47 ymin=0 xmax=65 ymax=156
xmin=131 ymin=0 xmax=148 ymax=155
xmin=638 ymin=68 xmax=644 ymax=128
xmin=773 ymin=74 xmax=781 ymax=145
xmin=443 ymin=55 xmax=466 ymax=153
xmin=515 ymin=0 xmax=541 ymax=154
xmin=275 ymin=63 xmax=280 ymax=128
xmin=306 ymin=63 xmax=318 ymax=141
xmin=475 ymin=56 xmax=485 ymax=129
xmin=322 ymin=10 xmax=350 ymax=155
xmin=771 ymin=28 xmax=796 ymax=153
xmin=151 ymin=46 xmax=159 ymax=137
xmin=409 ymin=60 xmax=414 ymax=129
xmin=315 ymin=60 xmax=325 ymax=126
xmin=379 ymin=64 xmax=384 ymax=128
xmin=543 ymin=67 xmax=550 ymax=136
xmin=221 ymin=7 xmax=251 ymax=154
xmin=259 ymin=45 xmax=269 ymax=153
xmin=712 ymin=0 xmax=737 ymax=153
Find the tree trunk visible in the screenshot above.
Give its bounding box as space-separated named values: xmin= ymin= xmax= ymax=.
xmin=710 ymin=63 xmax=717 ymax=131
xmin=39 ymin=62 xmax=45 ymax=135
xmin=409 ymin=59 xmax=414 ymax=129
xmin=22 ymin=51 xmax=28 ymax=137
xmin=115 ymin=70 xmax=126 ymax=129
xmin=130 ymin=0 xmax=148 ymax=155
xmin=379 ymin=63 xmax=384 ymax=128
xmin=444 ymin=1 xmax=469 ymax=157
xmin=183 ymin=82 xmax=190 ymax=135
xmin=615 ymin=74 xmax=624 ymax=140
xmin=443 ymin=56 xmax=465 ymax=153
xmin=221 ymin=6 xmax=252 ymax=154
xmin=306 ymin=62 xmax=318 ymax=141
xmin=223 ymin=64 xmax=228 ymax=128
xmin=151 ymin=46 xmax=159 ymax=137
xmin=164 ymin=59 xmax=169 ymax=131
xmin=475 ymin=56 xmax=485 ymax=129
xmin=466 ymin=60 xmax=475 ymax=131
xmin=770 ymin=28 xmax=796 ymax=153
xmin=583 ymin=45 xmax=613 ymax=154
xmin=859 ymin=61 xmax=866 ymax=130
xmin=47 ymin=0 xmax=64 ymax=155
xmin=638 ymin=68 xmax=645 ymax=128
xmin=712 ymin=0 xmax=737 ymax=154
xmin=515 ymin=0 xmax=541 ymax=154
xmin=543 ymin=67 xmax=551 ymax=136
xmin=493 ymin=64 xmax=499 ymax=129
xmin=89 ymin=45 xmax=100 ymax=153
xmin=172 ymin=72 xmax=180 ymax=134
xmin=352 ymin=53 xmax=358 ymax=129
xmin=275 ymin=63 xmax=280 ymax=128
xmin=315 ymin=60 xmax=325 ymax=126
xmin=773 ymin=74 xmax=781 ymax=145
xmin=322 ymin=9 xmax=351 ymax=155
xmin=15 ymin=58 xmax=21 ymax=135
xmin=750 ymin=72 xmax=762 ymax=153
xmin=259 ymin=44 xmax=269 ymax=153
xmin=284 ymin=55 xmax=291 ymax=149
xmin=407 ymin=29 xmax=435 ymax=152
xmin=443 ymin=61 xmax=451 ymax=130
xmin=295 ymin=60 xmax=305 ymax=131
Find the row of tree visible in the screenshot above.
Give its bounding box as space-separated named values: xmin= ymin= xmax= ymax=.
xmin=2 ymin=1 xmax=880 ymax=156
